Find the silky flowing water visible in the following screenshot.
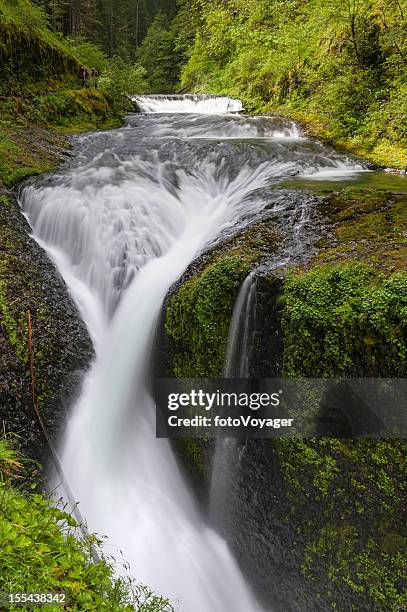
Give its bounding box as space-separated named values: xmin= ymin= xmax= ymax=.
xmin=20 ymin=94 xmax=370 ymax=611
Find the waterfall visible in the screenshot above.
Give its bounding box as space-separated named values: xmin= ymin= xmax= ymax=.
xmin=132 ymin=94 xmax=244 ymax=114
xmin=20 ymin=96 xmax=368 ymax=611
xmin=209 ymin=194 xmax=319 ymax=540
xmin=209 ymin=273 xmax=257 ymax=534
xmin=224 ymin=273 xmax=257 ymax=378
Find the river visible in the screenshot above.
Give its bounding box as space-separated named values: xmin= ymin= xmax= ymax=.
xmin=20 ymin=94 xmax=373 ymax=611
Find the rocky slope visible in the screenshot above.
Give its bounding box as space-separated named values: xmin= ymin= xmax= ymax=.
xmin=0 ymin=188 xmax=93 ymax=465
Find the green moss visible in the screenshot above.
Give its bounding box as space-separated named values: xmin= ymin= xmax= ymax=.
xmin=0 ymin=279 xmax=28 ymax=365
xmin=313 ymin=188 xmax=407 ymax=274
xmin=28 ymin=89 xmax=119 ymax=128
xmin=276 ymin=256 xmax=407 ymax=609
xmin=0 ymin=8 xmax=79 ymax=95
xmin=165 ymin=256 xmax=251 ymax=377
xmin=0 ymin=88 xmax=126 ymax=188
xmin=174 ymin=439 xmax=209 ymax=488
xmin=302 ymin=529 xmax=406 ymax=608
xmin=274 ymin=437 xmax=406 ymax=610
xmin=0 ymin=208 xmax=29 ymax=365
xmin=281 ymin=262 xmax=407 ymax=378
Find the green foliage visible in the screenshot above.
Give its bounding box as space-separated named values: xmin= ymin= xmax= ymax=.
xmin=0 ymin=0 xmax=80 ymax=93
xmin=0 ymin=439 xmax=22 ymax=479
xmin=0 ymin=439 xmax=174 ymax=611
xmin=282 ymin=263 xmax=407 ymax=377
xmin=0 ymin=0 xmax=53 ymax=36
xmin=68 ymin=37 xmax=109 ymax=73
xmin=99 ymin=57 xmax=150 ymax=96
xmin=138 ymin=0 xmax=406 ymax=167
xmin=30 ymin=89 xmax=116 ymax=127
xmin=136 ymin=12 xmax=180 ymax=93
xmin=165 ymin=256 xmax=250 ymax=377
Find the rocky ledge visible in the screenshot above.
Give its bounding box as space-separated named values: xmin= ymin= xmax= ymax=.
xmin=0 ymin=188 xmax=93 ymax=467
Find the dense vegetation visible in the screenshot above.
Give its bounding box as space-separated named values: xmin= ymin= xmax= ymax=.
xmin=3 ymin=0 xmax=405 ymax=166
xmin=0 ymin=438 xmax=173 ymax=611
xmin=1 ymin=0 xmax=406 ymax=609
xmin=283 ymin=264 xmax=407 ymax=378
xmin=0 ymin=0 xmax=141 ymax=189
xmin=138 ymin=0 xmax=406 ymax=168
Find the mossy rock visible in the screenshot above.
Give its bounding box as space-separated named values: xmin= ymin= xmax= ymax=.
xmin=0 ymin=17 xmax=79 ymax=94
xmin=281 ymin=262 xmax=407 ymax=378
xmin=165 ymin=255 xmax=251 ymax=377
xmin=313 ymin=187 xmax=407 ymax=274
xmin=273 ymin=437 xmax=407 ymax=611
xmin=0 ymin=194 xmax=93 ymax=462
xmin=164 ymin=218 xmax=280 ymax=378
xmin=275 ymin=191 xmax=407 ymax=611
xmin=161 ymin=185 xmax=407 ymax=611
xmin=0 ymin=88 xmax=127 ymax=188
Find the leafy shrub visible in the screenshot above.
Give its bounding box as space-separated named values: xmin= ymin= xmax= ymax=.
xmin=0 ymin=439 xmax=173 ymax=611
xmin=99 ymin=57 xmax=150 ymax=96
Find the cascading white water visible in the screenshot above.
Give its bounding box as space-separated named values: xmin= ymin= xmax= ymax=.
xmin=125 ymin=113 xmax=302 ymax=140
xmin=209 ymin=274 xmax=256 ymax=531
xmin=20 ymin=95 xmax=369 ymax=611
xmin=133 ymin=94 xmax=244 ymax=114
xmin=223 ymin=273 xmax=257 ymax=379
xmin=22 ymin=151 xmax=275 ymax=612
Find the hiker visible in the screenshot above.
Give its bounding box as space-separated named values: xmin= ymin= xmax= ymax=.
xmin=79 ymin=66 xmax=88 ymax=87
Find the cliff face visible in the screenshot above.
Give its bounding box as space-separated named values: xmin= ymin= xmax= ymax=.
xmin=0 ymin=2 xmax=125 ymax=465
xmin=0 ymin=190 xmax=93 ymax=464
xmin=158 ymin=186 xmax=407 ymax=612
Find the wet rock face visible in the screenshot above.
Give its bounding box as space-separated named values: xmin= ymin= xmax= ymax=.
xmin=218 ymin=439 xmax=332 ymax=612
xmin=245 ymin=274 xmax=285 ymax=378
xmin=158 ymin=186 xmax=407 ymax=612
xmin=0 ymin=191 xmax=93 ymax=465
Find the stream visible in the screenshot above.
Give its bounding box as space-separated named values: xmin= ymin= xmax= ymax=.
xmin=20 ymin=94 xmax=375 ymax=611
